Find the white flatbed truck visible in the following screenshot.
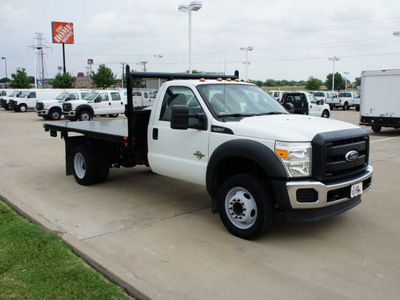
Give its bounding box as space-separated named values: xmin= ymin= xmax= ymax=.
xmin=44 ymin=66 xmax=373 ymax=239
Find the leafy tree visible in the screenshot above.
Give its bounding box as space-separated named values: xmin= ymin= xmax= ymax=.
xmin=305 ymin=77 xmax=322 ymax=90
xmin=253 ymin=80 xmax=264 ymax=87
xmin=91 ymin=64 xmax=116 ymax=89
xmin=297 ymin=80 xmax=306 ymax=86
xmin=325 ymin=72 xmax=345 ymax=91
xmin=0 ymin=77 xmax=11 ymax=84
xmin=355 ymin=77 xmax=361 ymax=87
xmin=51 ymin=72 xmax=76 ymax=88
xmin=265 ymin=79 xmax=277 ymax=87
xmin=9 ymin=68 xmax=31 ymax=88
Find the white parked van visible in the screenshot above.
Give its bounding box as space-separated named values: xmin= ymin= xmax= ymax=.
xmin=9 ymin=89 xmax=65 ymax=112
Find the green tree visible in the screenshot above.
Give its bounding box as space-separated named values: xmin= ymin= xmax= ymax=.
xmin=265 ymin=79 xmax=277 ymax=87
xmin=325 ymin=72 xmax=345 ymax=91
xmin=355 ymin=77 xmax=361 ymax=87
xmin=0 ymin=77 xmax=11 ymax=84
xmin=9 ymin=68 xmax=31 ymax=88
xmin=91 ymin=64 xmax=116 ymax=89
xmin=305 ymin=77 xmax=322 ymax=90
xmin=51 ymin=72 xmax=76 ymax=88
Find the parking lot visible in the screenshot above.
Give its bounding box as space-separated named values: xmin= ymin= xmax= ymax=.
xmin=1 ymin=108 xmax=400 ymax=300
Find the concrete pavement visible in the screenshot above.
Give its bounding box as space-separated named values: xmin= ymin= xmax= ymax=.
xmin=1 ymin=109 xmax=400 ymax=299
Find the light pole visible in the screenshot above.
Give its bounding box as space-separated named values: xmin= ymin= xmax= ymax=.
xmin=178 ymin=1 xmax=202 ymax=74
xmin=328 ymin=56 xmax=340 ymax=92
xmin=343 ymin=71 xmax=350 ymax=92
xmin=240 ymin=47 xmax=254 ymax=81
xmin=154 ymin=54 xmax=163 ymax=88
xmin=1 ymin=57 xmax=7 ymax=83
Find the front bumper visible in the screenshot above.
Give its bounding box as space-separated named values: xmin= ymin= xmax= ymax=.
xmin=37 ymin=109 xmax=49 ymax=116
xmin=63 ymin=111 xmax=76 ymax=117
xmin=271 ymin=166 xmax=373 ymax=222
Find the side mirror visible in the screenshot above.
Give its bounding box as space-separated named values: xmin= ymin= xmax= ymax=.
xmin=94 ymin=98 xmax=101 ymax=103
xmin=171 ymin=105 xmax=207 ymax=130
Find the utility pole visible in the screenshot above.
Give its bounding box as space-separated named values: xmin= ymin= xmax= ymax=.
xmin=121 ymin=63 xmax=126 ymax=88
xmin=29 ymin=33 xmax=51 ymax=88
xmin=138 ymin=61 xmax=148 ymax=88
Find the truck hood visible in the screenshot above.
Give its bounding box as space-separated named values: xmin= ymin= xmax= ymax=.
xmin=221 ymin=114 xmax=359 ymax=141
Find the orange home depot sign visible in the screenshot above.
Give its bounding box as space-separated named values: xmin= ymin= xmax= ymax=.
xmin=52 ymin=22 xmax=74 ymax=44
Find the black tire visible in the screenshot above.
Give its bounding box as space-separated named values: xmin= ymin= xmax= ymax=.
xmin=321 ymin=110 xmax=330 ymax=118
xmin=343 ymin=102 xmax=349 ymax=110
xmin=72 ymin=145 xmax=98 ymax=185
xmin=78 ymin=110 xmax=92 ymax=121
xmin=355 ymin=105 xmax=360 ymax=111
xmin=49 ymin=108 xmax=62 ymax=120
xmin=372 ymin=125 xmax=382 ymax=133
xmin=218 ymin=174 xmax=275 ymax=239
xmin=108 ymin=113 xmax=119 ymax=118
xmin=18 ymin=104 xmax=28 ymax=112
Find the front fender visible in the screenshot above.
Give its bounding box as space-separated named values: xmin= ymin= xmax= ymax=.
xmin=206 ymin=139 xmax=287 ymax=197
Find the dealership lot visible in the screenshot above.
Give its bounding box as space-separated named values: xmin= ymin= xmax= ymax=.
xmin=1 ymin=109 xmax=399 ymax=300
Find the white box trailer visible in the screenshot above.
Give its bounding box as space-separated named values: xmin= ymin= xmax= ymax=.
xmin=359 ymin=69 xmax=400 ymax=132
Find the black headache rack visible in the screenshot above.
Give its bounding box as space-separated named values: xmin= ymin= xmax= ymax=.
xmin=124 ymin=65 xmax=239 ymax=149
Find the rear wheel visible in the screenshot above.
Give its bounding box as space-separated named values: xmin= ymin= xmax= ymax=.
xmin=218 ymin=174 xmax=275 ymax=239
xmin=343 ymin=102 xmax=349 ymax=110
xmin=72 ymin=145 xmax=98 ymax=185
xmin=372 ymin=125 xmax=382 ymax=133
xmin=108 ymin=113 xmax=119 ymax=118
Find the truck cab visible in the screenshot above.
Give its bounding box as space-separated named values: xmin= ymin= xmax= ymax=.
xmin=281 ymin=92 xmax=330 ymax=118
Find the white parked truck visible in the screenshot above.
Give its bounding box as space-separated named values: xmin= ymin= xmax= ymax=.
xmin=36 ymin=90 xmax=91 ymax=120
xmin=281 ymin=91 xmax=331 ymax=118
xmin=44 ymin=67 xmax=373 ymax=239
xmin=359 ymin=69 xmax=400 ymax=132
xmin=62 ymin=90 xmax=126 ymax=121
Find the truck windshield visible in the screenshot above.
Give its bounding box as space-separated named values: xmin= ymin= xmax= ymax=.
xmin=197 ymin=84 xmax=288 ymax=117
xmin=56 ymin=92 xmax=70 ymax=100
xmin=17 ymin=91 xmax=30 ymax=98
xmin=83 ymin=92 xmax=99 ymax=101
xmin=9 ymin=90 xmax=19 ymax=97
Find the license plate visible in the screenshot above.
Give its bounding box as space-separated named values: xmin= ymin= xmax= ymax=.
xmin=351 ymin=182 xmax=363 ymax=198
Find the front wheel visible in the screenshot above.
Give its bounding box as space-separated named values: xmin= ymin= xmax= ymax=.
xmin=78 ymin=110 xmax=92 ymax=121
xmin=321 ymin=110 xmax=330 ymax=118
xmin=49 ymin=108 xmax=62 ymax=120
xmin=108 ymin=113 xmax=119 ymax=118
xmin=218 ymin=174 xmax=275 ymax=239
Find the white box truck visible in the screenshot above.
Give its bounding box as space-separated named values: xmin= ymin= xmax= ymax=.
xmin=359 ymin=69 xmax=400 ymax=132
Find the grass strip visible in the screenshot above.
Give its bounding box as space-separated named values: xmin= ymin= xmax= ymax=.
xmin=0 ymin=200 xmax=133 ymax=299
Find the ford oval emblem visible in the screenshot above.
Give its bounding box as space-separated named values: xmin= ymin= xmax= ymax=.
xmin=345 ymin=150 xmax=359 ymax=162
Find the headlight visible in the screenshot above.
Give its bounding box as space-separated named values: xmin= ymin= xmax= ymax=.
xmin=275 ymin=141 xmax=311 ymax=177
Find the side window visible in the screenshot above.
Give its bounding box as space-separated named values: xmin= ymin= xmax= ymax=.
xmin=160 ymin=86 xmax=203 ymax=122
xmin=81 ymin=92 xmax=89 ymax=98
xmin=111 ymin=92 xmax=121 ymax=100
xmin=69 ymin=93 xmax=78 ymax=100
xmin=99 ymin=93 xmax=109 ymax=101
xmin=28 ymin=92 xmax=36 ymax=98
xmin=144 ymin=92 xmax=148 ymax=98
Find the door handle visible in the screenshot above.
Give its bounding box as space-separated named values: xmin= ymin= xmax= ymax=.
xmin=152 ymin=128 xmax=158 ymax=140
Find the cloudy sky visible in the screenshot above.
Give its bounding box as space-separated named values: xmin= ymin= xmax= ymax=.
xmin=1 ymin=0 xmax=400 ymax=82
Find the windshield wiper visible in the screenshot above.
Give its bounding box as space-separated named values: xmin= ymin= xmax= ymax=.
xmin=254 ymin=112 xmax=286 ymax=116
xmin=218 ymin=113 xmax=256 ymax=118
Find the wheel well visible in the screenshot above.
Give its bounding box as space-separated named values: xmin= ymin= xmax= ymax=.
xmin=213 ymin=156 xmax=267 ymax=194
